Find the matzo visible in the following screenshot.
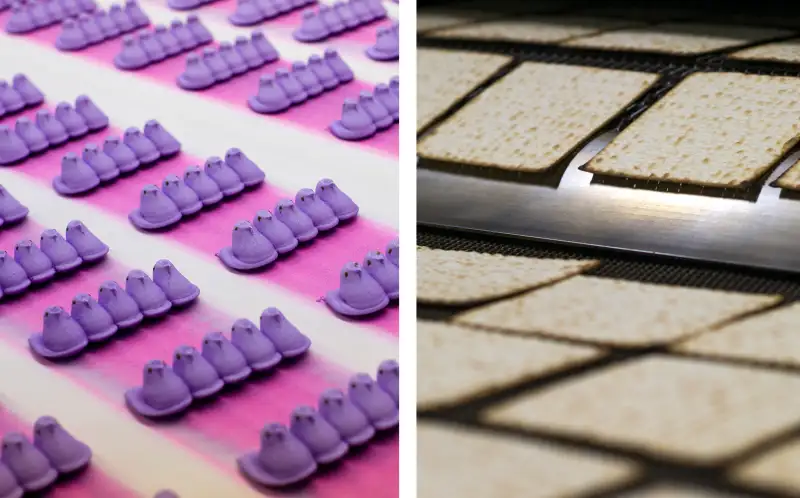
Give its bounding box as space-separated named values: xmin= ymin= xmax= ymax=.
xmin=418 ymin=422 xmax=638 ymax=498
xmin=417 ymin=321 xmax=601 ymax=409
xmin=773 ymin=155 xmax=800 ymax=190
xmin=565 ymin=24 xmax=791 ymax=54
xmin=621 ymin=485 xmax=749 ymax=497
xmin=676 ymin=302 xmax=800 ymax=367
xmin=417 ymin=248 xmax=598 ymax=305
xmin=418 ymin=63 xmax=658 ymax=172
xmin=428 ymin=16 xmax=635 ymax=44
xmin=731 ymin=40 xmax=800 ymax=64
xmin=417 ymin=49 xmax=511 ymax=132
xmin=485 ymin=356 xmax=800 ymax=462
xmin=455 ymin=276 xmax=781 ymax=346
xmin=584 ymin=72 xmax=800 ymax=187
xmin=734 ymin=439 xmax=800 ymax=494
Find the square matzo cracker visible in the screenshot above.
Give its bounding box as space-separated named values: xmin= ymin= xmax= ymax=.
xmin=565 ymin=24 xmax=791 ymax=54
xmin=455 ymin=276 xmax=781 ymax=346
xmin=417 ymin=321 xmax=601 ymax=409
xmin=676 ymin=302 xmax=800 ymax=367
xmin=418 ymin=422 xmax=638 ymax=498
xmin=417 ymin=49 xmax=511 ymax=132
xmin=417 ymin=248 xmax=598 ymax=305
xmin=734 ymin=438 xmax=800 ymax=494
xmin=584 ymin=72 xmax=800 ymax=187
xmin=731 ymin=40 xmax=800 ymax=64
xmin=485 ymin=356 xmax=800 ymax=462
xmin=427 ymin=16 xmax=635 ymax=44
xmin=418 ymin=63 xmax=658 ymax=172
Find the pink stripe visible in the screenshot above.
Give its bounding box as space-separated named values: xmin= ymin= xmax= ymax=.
xmin=16 ymin=22 xmax=399 ymax=157
xmin=0 ymin=408 xmax=138 ymax=498
xmin=6 ymin=108 xmax=399 ymax=335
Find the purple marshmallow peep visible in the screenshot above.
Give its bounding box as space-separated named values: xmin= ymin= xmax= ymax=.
xmin=55 ymin=102 xmax=89 ymax=138
xmin=330 ymin=99 xmax=376 ymax=141
xmin=274 ymin=68 xmax=307 ymax=105
xmin=236 ymin=423 xmax=317 ymax=488
xmin=248 ymin=75 xmax=291 ymax=114
xmin=295 ymin=188 xmax=338 ymax=231
xmin=56 ymin=18 xmax=87 ymax=51
xmin=385 ymin=238 xmax=398 ymax=266
xmin=162 ymin=175 xmax=202 ymax=216
xmin=0 ymin=185 xmax=29 ymax=224
xmin=389 ymin=75 xmax=398 ymax=96
xmin=124 ymin=0 xmax=149 ymax=27
xmin=359 ymin=91 xmax=393 ymax=129
xmin=203 ymin=47 xmax=232 ymax=82
xmin=0 ymin=81 xmax=24 ymax=113
xmin=39 ymin=228 xmax=81 ymax=272
xmin=35 ymin=110 xmax=68 ymax=146
xmin=184 ymin=165 xmax=223 ymax=205
xmin=75 ymin=95 xmax=109 ymax=131
xmin=167 ymin=0 xmax=198 ymax=11
xmin=32 ymin=416 xmax=92 ymax=474
xmin=154 ymin=490 xmax=179 ymax=498
xmin=289 ymin=406 xmax=348 ymax=464
xmin=103 ymin=136 xmax=139 ymax=173
xmin=154 ymin=24 xmax=180 ymax=56
xmin=125 ymin=360 xmax=193 ymax=418
xmin=224 ymin=148 xmax=265 ymax=187
xmin=14 ymin=240 xmax=55 ymax=283
xmin=250 ymin=31 xmax=278 ymax=62
xmin=114 ymin=35 xmax=149 ymax=70
xmin=363 ymin=250 xmax=398 ymax=299
xmin=259 ymin=307 xmax=311 ymax=358
xmin=255 ymin=0 xmax=278 ymax=19
xmin=186 ymin=14 xmax=212 ymax=44
xmin=317 ymin=388 xmax=374 ymax=445
xmin=0 ymin=462 xmax=22 ymax=498
xmin=274 ymin=199 xmax=317 ymax=241
xmin=348 ymin=0 xmax=371 ymax=23
xmin=229 ymin=0 xmax=263 ymax=26
xmin=218 ymin=220 xmax=278 ymax=271
xmin=366 ymin=25 xmax=398 ymax=61
xmin=323 ymin=48 xmax=353 ymax=83
xmin=77 ymin=12 xmax=103 ymax=44
xmin=53 ymin=152 xmax=100 ymax=196
xmin=109 ymin=4 xmax=134 ymax=32
xmin=293 ymin=10 xmax=328 ymax=43
xmin=172 ymin=345 xmax=224 ymax=399
xmin=307 ymin=54 xmax=338 ymax=90
xmin=231 ymin=318 xmax=281 ymax=371
xmin=325 ymin=261 xmax=389 ymax=316
xmin=61 ymin=0 xmax=81 ymax=17
xmin=377 ymin=359 xmax=398 ymax=404
xmin=169 ymin=20 xmax=196 ymax=50
xmin=235 ymin=36 xmax=263 ymax=69
xmin=143 ymin=120 xmax=181 ymax=156
xmin=138 ymin=30 xmax=165 ymax=62
xmin=152 ymin=259 xmax=200 ymax=306
xmin=177 ymin=53 xmax=215 ymax=91
xmin=365 ymin=0 xmax=386 ymax=19
xmin=97 ymin=280 xmax=143 ymax=328
xmin=0 ymin=433 xmax=58 ymax=492
xmin=65 ymin=220 xmax=109 ymax=262
xmin=82 ymin=144 xmax=119 ymax=182
xmin=0 ymin=126 xmax=28 ymax=166
xmin=374 ymin=83 xmax=398 ymax=121
xmin=347 ymin=373 xmax=398 ymax=429
xmin=318 ymin=5 xmax=343 ymax=34
xmin=253 ymin=210 xmax=297 ymax=254
xmin=5 ymin=4 xmax=35 ymax=34
xmin=78 ymin=0 xmax=97 ymax=13
xmin=205 ymin=156 xmax=244 ymax=196
xmin=129 ymin=185 xmax=182 ymax=231
xmin=71 ymin=293 xmax=118 ymax=342
xmin=94 ymin=9 xmax=120 ymax=37
xmin=29 ymin=0 xmax=52 ymax=27
xmin=123 ymin=127 xmax=160 ymax=164
xmin=125 ymin=269 xmax=172 ymax=317
xmin=12 ymin=74 xmax=44 ymax=106
xmin=201 ymin=331 xmax=252 ymax=383
xmin=14 ymin=117 xmax=48 ymax=153
xmin=44 ymin=0 xmax=66 ymax=21
xmin=0 ymin=251 xmax=31 ymax=295
xmin=291 ymin=61 xmax=323 ymax=96
xmin=316 ymin=178 xmax=358 ymax=220
xmin=29 ymin=306 xmax=88 ymax=359
xmin=271 ymin=0 xmax=291 ymax=14
xmin=333 ymin=1 xmax=358 ymax=29
xmin=218 ymin=42 xmax=248 ymax=75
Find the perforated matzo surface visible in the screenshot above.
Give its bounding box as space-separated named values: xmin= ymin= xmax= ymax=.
xmin=731 ymin=40 xmax=800 ymax=63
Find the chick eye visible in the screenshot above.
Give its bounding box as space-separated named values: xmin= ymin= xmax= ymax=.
xmin=387 ymin=248 xmax=392 ymax=254
xmin=344 ymin=272 xmax=348 ymax=278
xmin=204 ymin=340 xmax=209 ymax=345
xmin=234 ymin=226 xmax=238 ymax=230
xmin=300 ymin=196 xmax=304 ymax=202
xmin=175 ymin=353 xmax=181 ymax=360
xmin=147 ymin=368 xmax=152 ymax=374
xmin=350 ymin=382 xmax=357 ymax=389
xmin=72 ymin=299 xmax=77 ymax=304
xmin=367 ymin=260 xmax=372 ymax=266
